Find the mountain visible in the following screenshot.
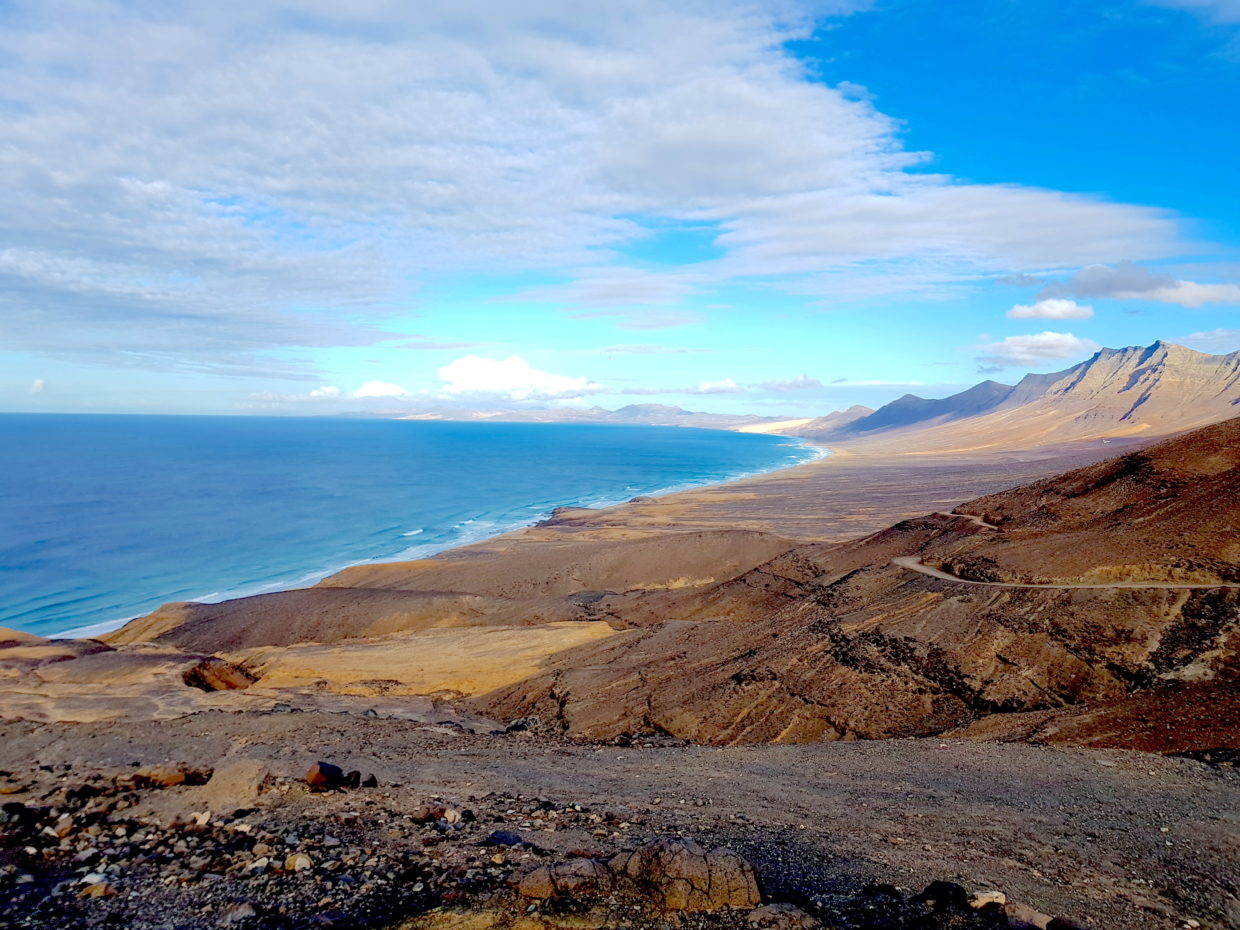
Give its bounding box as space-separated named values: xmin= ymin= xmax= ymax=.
xmin=395 ymin=403 xmax=783 ymax=431
xmin=770 ymin=404 xmax=872 ymax=437
xmin=784 ymin=341 xmax=1240 ymax=452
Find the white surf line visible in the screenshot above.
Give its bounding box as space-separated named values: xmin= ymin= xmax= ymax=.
xmin=892 ymin=555 xmax=1229 ymax=590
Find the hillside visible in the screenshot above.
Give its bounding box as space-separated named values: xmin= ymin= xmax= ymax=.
xmin=479 ymin=418 xmax=1240 ymax=747
xmin=785 ymin=341 xmax=1240 ymax=452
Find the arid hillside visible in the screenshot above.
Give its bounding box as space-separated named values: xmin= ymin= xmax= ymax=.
xmin=477 ymin=419 xmax=1240 ymax=748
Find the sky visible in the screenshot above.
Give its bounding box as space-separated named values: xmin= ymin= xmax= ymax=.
xmin=1 ymin=0 xmax=1239 ymax=417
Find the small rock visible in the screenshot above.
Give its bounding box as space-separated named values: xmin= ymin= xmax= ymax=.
xmin=220 ymin=902 xmax=258 ymax=925
xmin=79 ymin=881 xmax=116 ymax=898
xmin=1047 ymin=919 xmax=1093 ymax=930
xmin=484 ymin=830 xmax=524 ymax=847
xmin=971 ymin=889 xmax=1007 ymax=908
xmin=748 ymin=902 xmax=820 ymax=929
xmin=285 ymin=853 xmax=314 ymax=872
xmin=135 ymin=763 xmax=212 ymax=788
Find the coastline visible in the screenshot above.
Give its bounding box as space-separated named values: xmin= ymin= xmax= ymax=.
xmin=102 ymin=437 xmax=1118 ymax=651
xmin=57 ymin=432 xmax=828 ymax=640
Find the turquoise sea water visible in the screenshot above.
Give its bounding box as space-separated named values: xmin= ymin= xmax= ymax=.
xmin=0 ymin=415 xmax=821 ymax=638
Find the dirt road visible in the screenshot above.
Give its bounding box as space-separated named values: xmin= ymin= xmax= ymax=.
xmin=892 ymin=555 xmax=1228 ymax=590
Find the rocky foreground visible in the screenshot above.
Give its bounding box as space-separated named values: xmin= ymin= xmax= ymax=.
xmin=1 ymin=712 xmax=1237 ymax=930
xmin=0 ymin=756 xmax=1119 ymax=930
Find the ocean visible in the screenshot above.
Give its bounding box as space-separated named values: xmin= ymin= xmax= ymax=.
xmin=0 ymin=414 xmax=821 ymax=638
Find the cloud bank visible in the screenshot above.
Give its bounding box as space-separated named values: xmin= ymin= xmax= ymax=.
xmin=437 ymin=355 xmax=598 ymax=401
xmin=1007 ymin=298 xmax=1094 ymax=320
xmin=974 ymin=331 xmax=1100 ymax=368
xmin=1038 ymin=262 xmax=1240 ymax=308
xmin=0 ymin=0 xmax=1193 ymax=378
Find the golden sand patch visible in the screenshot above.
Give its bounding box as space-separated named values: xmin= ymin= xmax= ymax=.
xmin=232 ymin=622 xmax=621 ymax=697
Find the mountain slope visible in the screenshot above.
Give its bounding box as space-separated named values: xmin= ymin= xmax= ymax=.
xmin=480 ymin=417 xmax=1240 ymax=748
xmin=787 ymin=341 xmax=1240 ymax=452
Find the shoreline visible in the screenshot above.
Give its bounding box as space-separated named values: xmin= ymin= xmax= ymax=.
xmin=55 ymin=433 xmax=829 ymax=640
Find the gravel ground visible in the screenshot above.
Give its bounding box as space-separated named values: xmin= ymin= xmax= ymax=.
xmin=1 ymin=711 xmax=1236 ymax=929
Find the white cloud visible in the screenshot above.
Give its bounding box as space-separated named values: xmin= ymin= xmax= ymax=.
xmin=1007 ymin=298 xmax=1094 ymax=320
xmin=1038 ymin=262 xmax=1240 ymax=307
xmin=29 ymin=378 xmax=45 ymax=393
xmin=755 ymin=375 xmax=824 ymax=390
xmin=973 ymin=331 xmax=1100 ymax=367
xmin=692 ymin=378 xmax=742 ymax=394
xmin=310 ymin=385 xmax=342 ymax=397
xmin=1131 ymin=282 xmax=1240 ymax=307
xmin=619 ymin=377 xmax=744 ymax=395
xmin=0 ymin=0 xmax=1200 ymax=379
xmin=1180 ymin=328 xmax=1240 ymax=352
xmin=437 ymin=355 xmax=598 ymax=401
xmin=1152 ymin=0 xmax=1240 ymax=23
xmin=353 ymin=380 xmax=409 ymax=398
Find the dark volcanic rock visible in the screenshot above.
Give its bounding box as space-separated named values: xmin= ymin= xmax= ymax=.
xmin=305 ymin=761 xmax=347 ymax=792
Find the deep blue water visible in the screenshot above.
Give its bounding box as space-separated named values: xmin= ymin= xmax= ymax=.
xmin=0 ymin=415 xmax=820 ymax=637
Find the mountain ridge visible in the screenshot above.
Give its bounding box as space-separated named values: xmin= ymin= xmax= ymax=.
xmin=783 ymin=340 xmax=1240 ymax=452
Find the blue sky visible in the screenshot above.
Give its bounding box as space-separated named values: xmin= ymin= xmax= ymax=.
xmin=1 ymin=0 xmax=1238 ymax=417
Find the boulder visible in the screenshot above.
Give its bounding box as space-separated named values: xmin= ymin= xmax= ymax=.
xmin=913 ymin=880 xmax=970 ymax=912
xmin=196 ymin=759 xmax=270 ymax=810
xmin=609 ymin=836 xmax=761 ymax=912
xmin=518 ymin=858 xmax=614 ymax=899
xmin=1006 ymin=902 xmax=1055 ymax=929
xmin=306 ymin=761 xmax=347 ymax=792
xmin=971 ymin=890 xmax=1007 ymax=908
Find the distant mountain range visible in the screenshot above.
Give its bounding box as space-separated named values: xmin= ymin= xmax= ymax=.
xmin=781 ymin=341 xmax=1240 ymax=453
xmin=396 ymin=403 xmax=782 ymax=431
xmin=373 ymin=341 xmax=1240 ymax=453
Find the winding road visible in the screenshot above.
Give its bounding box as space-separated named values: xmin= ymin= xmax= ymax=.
xmin=896 ymin=512 xmax=1230 ymax=589
xmin=891 ymin=556 xmax=1225 ymax=590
